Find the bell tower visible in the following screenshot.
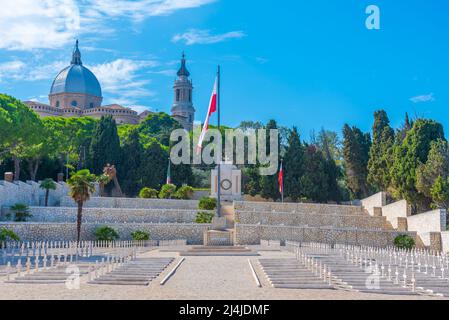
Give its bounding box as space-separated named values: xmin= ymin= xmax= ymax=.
xmin=171 ymin=53 xmax=195 ymax=131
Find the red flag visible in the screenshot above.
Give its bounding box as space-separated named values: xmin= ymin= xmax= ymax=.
xmin=278 ymin=162 xmax=284 ymax=195
xmin=196 ymin=77 xmax=218 ymax=154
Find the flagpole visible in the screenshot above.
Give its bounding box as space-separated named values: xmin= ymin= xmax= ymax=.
xmin=217 ymin=65 xmax=221 ymax=218
xmin=281 ymin=160 xmax=284 ymax=203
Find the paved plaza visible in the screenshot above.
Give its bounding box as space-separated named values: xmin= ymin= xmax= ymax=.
xmin=0 ymin=247 xmax=446 ymax=300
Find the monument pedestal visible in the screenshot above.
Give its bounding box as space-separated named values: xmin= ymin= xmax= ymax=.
xmin=203 ymin=230 xmax=234 ymax=246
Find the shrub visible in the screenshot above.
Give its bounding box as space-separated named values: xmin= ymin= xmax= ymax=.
xmin=139 ymin=187 xmax=159 ymax=199
xmin=159 ymin=184 xmax=177 ymax=199
xmin=175 ymin=185 xmax=194 ymax=200
xmin=195 ymin=212 xmax=215 ymax=224
xmin=10 ymin=204 xmax=32 ymax=222
xmin=95 ymin=226 xmax=119 ymax=241
xmin=0 ymin=228 xmax=20 ymax=247
xmin=394 ymin=235 xmax=416 ymax=250
xmin=131 ymin=231 xmax=150 ymax=241
xmin=198 ymin=197 xmax=217 ymax=210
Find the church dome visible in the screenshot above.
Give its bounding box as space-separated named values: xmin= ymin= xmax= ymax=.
xmin=50 ymin=40 xmax=102 ymax=98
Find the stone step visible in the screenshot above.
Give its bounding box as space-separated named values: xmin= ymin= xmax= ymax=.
xmin=88 ymin=280 xmax=150 ymax=286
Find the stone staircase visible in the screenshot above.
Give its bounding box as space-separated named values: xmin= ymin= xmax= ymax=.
xmin=180 ymin=246 xmax=258 ymax=257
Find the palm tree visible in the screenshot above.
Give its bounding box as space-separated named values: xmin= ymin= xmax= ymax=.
xmin=97 ymin=174 xmax=110 ymax=197
xmin=67 ymin=170 xmax=97 ymax=243
xmin=40 ymin=178 xmax=57 ymax=207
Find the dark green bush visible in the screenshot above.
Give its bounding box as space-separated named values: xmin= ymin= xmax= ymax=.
xmin=139 ymin=187 xmax=159 ymax=199
xmin=0 ymin=228 xmax=20 ymax=247
xmin=10 ymin=204 xmax=32 ymax=222
xmin=175 ymin=186 xmax=194 ymax=200
xmin=394 ymin=235 xmax=416 ymax=250
xmin=195 ymin=212 xmax=215 ymax=224
xmin=95 ymin=226 xmax=119 ymax=241
xmin=198 ymin=197 xmax=217 ymax=210
xmin=159 ymin=184 xmax=177 ymax=199
xmin=131 ymin=231 xmax=150 ymax=241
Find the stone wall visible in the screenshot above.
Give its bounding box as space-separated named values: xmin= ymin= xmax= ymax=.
xmin=234 ymin=201 xmax=364 ymax=216
xmin=5 ymin=207 xmax=209 ymax=224
xmin=440 ymin=231 xmax=449 ymax=253
xmin=60 ymin=196 xmax=199 ymax=210
xmin=235 ymin=224 xmax=417 ymax=247
xmin=361 ymin=192 xmax=387 ymax=216
xmin=378 ymin=200 xmax=411 ymax=229
xmin=0 ymin=180 xmax=73 ymax=208
xmin=235 ymin=211 xmax=389 ymax=229
xmin=0 ymin=222 xmax=210 ymax=244
xmin=407 ymin=209 xmax=446 ymax=234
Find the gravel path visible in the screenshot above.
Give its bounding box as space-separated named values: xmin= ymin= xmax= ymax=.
xmin=0 ymin=249 xmax=446 ymax=300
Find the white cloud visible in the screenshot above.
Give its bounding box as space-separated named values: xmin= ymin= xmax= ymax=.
xmin=172 ymin=29 xmax=246 ymax=45
xmin=83 ymin=0 xmax=216 ymax=21
xmin=0 ymin=0 xmax=81 ymax=50
xmin=410 ymin=93 xmax=435 ymax=103
xmin=0 ymin=0 xmax=216 ymax=51
xmin=91 ymin=59 xmax=157 ymax=106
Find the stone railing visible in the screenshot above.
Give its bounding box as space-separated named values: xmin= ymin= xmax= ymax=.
xmin=60 ymin=196 xmax=199 ymax=210
xmin=235 ymin=224 xmax=417 ymax=247
xmin=233 ymin=201 xmax=364 ymax=216
xmin=10 ymin=207 xmax=211 ymax=224
xmin=0 ymin=222 xmax=210 ymax=243
xmin=235 ymin=210 xmax=389 ymax=230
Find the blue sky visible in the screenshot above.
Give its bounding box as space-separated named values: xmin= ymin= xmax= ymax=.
xmin=0 ymin=0 xmax=448 ymax=139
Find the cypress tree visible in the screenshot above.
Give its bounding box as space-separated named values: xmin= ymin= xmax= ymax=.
xmin=120 ymin=128 xmax=143 ymax=197
xmin=260 ymin=120 xmax=281 ymax=201
xmin=89 ymin=116 xmax=122 ymax=175
xmin=300 ymin=145 xmax=329 ymax=203
xmin=140 ymin=141 xmax=168 ymax=189
xmin=367 ymin=110 xmax=395 ymax=191
xmin=283 ymin=127 xmax=304 ymax=201
xmin=342 ymin=124 xmax=371 ymax=199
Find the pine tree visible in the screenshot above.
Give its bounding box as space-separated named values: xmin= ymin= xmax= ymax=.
xmin=283 ymin=127 xmax=304 ymax=201
xmin=120 ymin=129 xmax=143 ymax=197
xmin=367 ymin=110 xmax=395 ymax=191
xmin=89 ymin=116 xmax=122 ymax=175
xmin=342 ymin=124 xmax=371 ymax=199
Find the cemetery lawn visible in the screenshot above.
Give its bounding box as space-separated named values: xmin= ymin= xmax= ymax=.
xmin=0 ymin=249 xmax=446 ymax=300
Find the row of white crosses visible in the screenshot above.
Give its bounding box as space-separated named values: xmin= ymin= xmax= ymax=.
xmin=1 ymin=241 xmax=149 ymax=281
xmin=88 ymin=248 xmax=138 ymax=282
xmin=335 ymin=243 xmax=449 ymax=294
xmin=285 ymin=241 xmax=335 ymax=287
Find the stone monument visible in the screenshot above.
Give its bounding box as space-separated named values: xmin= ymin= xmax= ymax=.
xmin=210 ymin=160 xmax=242 ymax=202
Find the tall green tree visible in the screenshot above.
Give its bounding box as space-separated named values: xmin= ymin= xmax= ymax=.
xmin=300 ymin=145 xmax=329 ymax=202
xmin=390 ymin=119 xmax=445 ymax=211
xmin=367 ymin=110 xmax=395 ymax=191
xmin=119 ymin=128 xmax=143 ymax=197
xmin=0 ymin=94 xmax=43 ymax=181
xmin=416 ymin=139 xmax=449 ymax=202
xmin=140 ymin=141 xmax=168 ymax=189
xmin=283 ymin=127 xmax=304 ymax=201
xmin=342 ymin=124 xmax=371 ymax=199
xmin=260 ymin=120 xmax=281 ymax=201
xmin=89 ymin=116 xmax=122 ymax=175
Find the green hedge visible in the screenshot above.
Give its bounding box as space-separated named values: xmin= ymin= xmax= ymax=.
xmin=95 ymin=226 xmax=119 ymax=241
xmin=131 ymin=231 xmax=150 ymax=241
xmin=394 ymin=235 xmax=416 ymax=250
xmin=139 ymin=187 xmax=159 ymax=199
xmin=199 ymin=197 xmax=217 ymax=210
xmin=195 ymin=212 xmax=215 ymax=224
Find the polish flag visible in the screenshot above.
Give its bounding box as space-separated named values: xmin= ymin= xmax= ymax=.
xmin=278 ymin=162 xmax=284 ymax=195
xmin=196 ymin=77 xmax=218 ymax=154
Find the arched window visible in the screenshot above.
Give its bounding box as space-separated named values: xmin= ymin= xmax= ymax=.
xmin=176 ymin=89 xmax=180 ymax=102
xmin=189 ymin=90 xmax=192 ymax=102
xmin=56 ymin=101 xmax=60 ymax=108
xmin=71 ymin=100 xmax=78 ymax=107
xmin=90 ymin=103 xmax=94 ymax=109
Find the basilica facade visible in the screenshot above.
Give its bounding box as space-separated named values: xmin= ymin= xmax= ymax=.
xmin=24 ymin=41 xmax=195 ymax=129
